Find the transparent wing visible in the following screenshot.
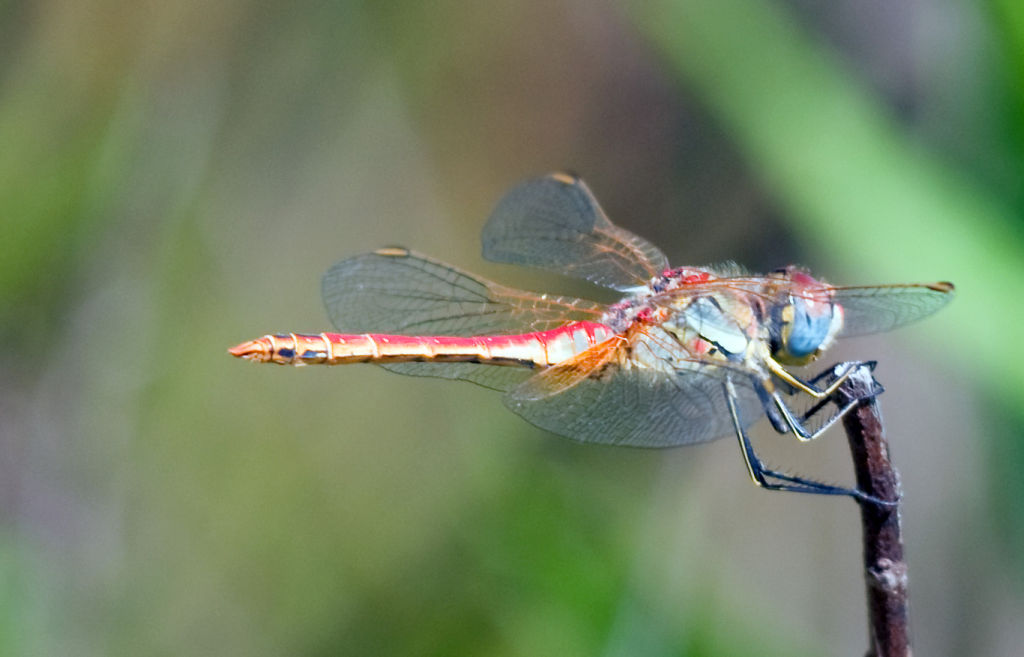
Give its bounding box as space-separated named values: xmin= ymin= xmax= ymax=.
xmin=505 ymin=362 xmax=763 ymax=448
xmin=321 ymin=247 xmax=606 ymax=391
xmin=377 ymin=361 xmax=536 ymax=392
xmin=833 ymin=282 xmax=954 ymax=337
xmin=322 ymin=247 xmax=605 ymax=335
xmin=481 ymin=173 xmax=670 ymax=291
xmin=503 ymin=327 xmax=763 ymax=447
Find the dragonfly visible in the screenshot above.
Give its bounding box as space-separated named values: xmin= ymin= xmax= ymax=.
xmin=230 ymin=173 xmax=954 ymax=503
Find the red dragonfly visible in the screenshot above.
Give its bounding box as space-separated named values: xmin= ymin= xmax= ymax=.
xmin=231 ymin=173 xmax=953 ymax=501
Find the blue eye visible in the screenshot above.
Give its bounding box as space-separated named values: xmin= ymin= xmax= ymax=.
xmin=784 ymin=297 xmax=832 ymax=358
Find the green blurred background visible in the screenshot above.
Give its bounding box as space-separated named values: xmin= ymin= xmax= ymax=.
xmin=2 ymin=0 xmax=1022 ymax=655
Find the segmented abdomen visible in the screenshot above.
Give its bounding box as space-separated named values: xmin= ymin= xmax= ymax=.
xmin=229 ymin=321 xmax=616 ymax=367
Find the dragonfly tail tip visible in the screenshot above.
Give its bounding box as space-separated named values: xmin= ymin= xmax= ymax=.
xmin=229 ymin=339 xmax=267 ymax=361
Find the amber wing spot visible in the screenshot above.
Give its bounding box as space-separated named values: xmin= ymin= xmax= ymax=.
xmin=515 ymin=336 xmax=625 ymax=401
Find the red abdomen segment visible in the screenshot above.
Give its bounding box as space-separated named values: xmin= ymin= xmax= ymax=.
xmin=229 ymin=321 xmax=616 ymax=368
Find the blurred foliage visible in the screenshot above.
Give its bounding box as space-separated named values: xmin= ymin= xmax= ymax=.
xmin=1 ymin=1 xmax=1023 ymax=656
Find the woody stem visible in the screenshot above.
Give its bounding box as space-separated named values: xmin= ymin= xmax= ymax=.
xmin=836 ymin=364 xmax=910 ymax=657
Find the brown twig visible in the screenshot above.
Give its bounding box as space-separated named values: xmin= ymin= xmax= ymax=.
xmin=836 ymin=364 xmax=910 ymax=657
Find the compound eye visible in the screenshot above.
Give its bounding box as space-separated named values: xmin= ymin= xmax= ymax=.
xmin=782 ymin=296 xmax=833 ymax=358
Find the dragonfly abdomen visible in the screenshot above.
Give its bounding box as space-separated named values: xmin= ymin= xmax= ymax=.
xmin=229 ymin=321 xmax=616 ymax=367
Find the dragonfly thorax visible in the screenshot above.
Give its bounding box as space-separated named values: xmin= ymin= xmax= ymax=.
xmin=603 ymin=268 xmax=763 ymax=362
xmin=603 ymin=265 xmax=845 ymax=368
xmin=600 ymin=266 xmax=716 ymax=334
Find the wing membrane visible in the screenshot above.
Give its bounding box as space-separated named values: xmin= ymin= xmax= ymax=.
xmin=833 ymin=282 xmax=954 ymax=337
xmin=379 ymin=361 xmax=535 ymax=392
xmin=505 ymin=360 xmax=762 ymax=447
xmin=323 ymin=248 xmax=604 ymax=335
xmin=505 ymin=326 xmax=762 ymax=446
xmin=482 ymin=173 xmax=670 ymax=290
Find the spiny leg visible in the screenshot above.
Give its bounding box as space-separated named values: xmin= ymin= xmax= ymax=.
xmin=766 ymin=358 xmax=861 ymax=399
xmin=723 ymin=378 xmax=891 ymax=506
xmin=796 ymin=361 xmax=881 ymax=421
xmin=770 ymin=362 xmax=884 ymax=442
xmin=771 ymin=391 xmax=857 ymax=442
xmin=750 ymin=370 xmax=851 ymax=440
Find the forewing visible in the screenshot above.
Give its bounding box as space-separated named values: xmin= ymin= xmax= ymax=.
xmin=833 ymin=282 xmax=954 ymax=337
xmin=321 ymin=248 xmax=604 ymax=391
xmin=481 ymin=173 xmax=670 ymax=290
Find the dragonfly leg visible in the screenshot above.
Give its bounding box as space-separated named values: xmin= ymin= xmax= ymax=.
xmin=768 ymin=362 xmax=884 ymax=442
xmin=770 ymin=391 xmax=856 ymax=442
xmin=724 ymin=378 xmax=892 ymax=506
xmin=750 ymin=364 xmax=854 ymax=438
xmin=766 ymin=358 xmax=862 ymax=399
xmin=753 ymin=380 xmax=791 ymax=434
xmin=806 ymin=360 xmax=882 ymax=398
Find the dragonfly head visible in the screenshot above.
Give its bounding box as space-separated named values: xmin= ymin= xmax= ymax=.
xmin=769 ymin=268 xmax=843 ymax=366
